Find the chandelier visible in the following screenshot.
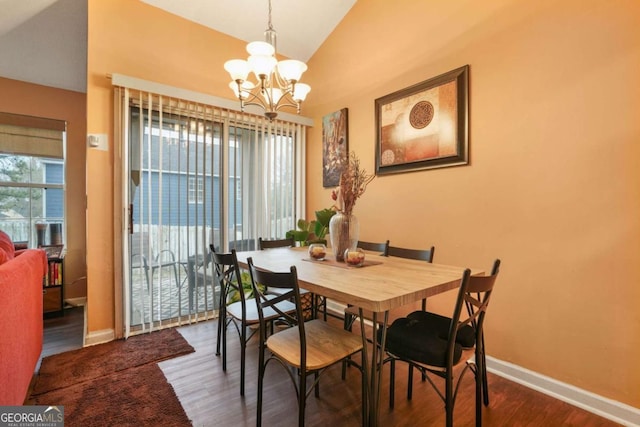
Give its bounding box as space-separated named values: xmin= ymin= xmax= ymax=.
xmin=223 ymin=0 xmax=311 ymax=121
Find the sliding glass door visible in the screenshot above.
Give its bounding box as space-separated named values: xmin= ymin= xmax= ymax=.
xmin=116 ymin=86 xmax=306 ymax=335
xmin=128 ymin=104 xmax=222 ymax=330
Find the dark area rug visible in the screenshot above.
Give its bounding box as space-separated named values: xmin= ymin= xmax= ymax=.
xmin=33 ymin=363 xmax=191 ymax=426
xmin=33 ymin=328 xmax=194 ymax=395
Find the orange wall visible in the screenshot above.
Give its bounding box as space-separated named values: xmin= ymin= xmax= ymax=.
xmin=0 ymin=77 xmax=87 ymax=300
xmin=304 ymin=0 xmax=640 ymax=407
xmin=85 ymin=0 xmax=247 ymax=333
xmin=85 ymin=0 xmax=640 ymax=408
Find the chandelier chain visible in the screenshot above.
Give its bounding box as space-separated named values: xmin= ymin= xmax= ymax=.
xmin=267 ymin=0 xmax=274 ymax=31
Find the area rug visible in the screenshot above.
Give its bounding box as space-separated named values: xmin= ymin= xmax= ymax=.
xmin=33 ymin=363 xmax=191 ymax=426
xmin=33 ymin=328 xmax=194 ymax=395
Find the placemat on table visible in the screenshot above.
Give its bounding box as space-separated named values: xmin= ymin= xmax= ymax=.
xmin=302 ymin=257 xmax=383 ymax=269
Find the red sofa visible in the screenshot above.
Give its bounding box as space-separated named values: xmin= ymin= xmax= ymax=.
xmin=0 ymin=231 xmax=47 ymax=405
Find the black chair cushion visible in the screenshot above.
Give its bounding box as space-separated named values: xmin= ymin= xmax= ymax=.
xmin=407 ymin=311 xmax=476 ymax=348
xmin=381 ymin=317 xmax=463 ymax=368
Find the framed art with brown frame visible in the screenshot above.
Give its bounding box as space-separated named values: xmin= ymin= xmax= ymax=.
xmin=375 ymin=65 xmax=469 ymax=175
xmin=322 ymin=108 xmax=349 ymax=187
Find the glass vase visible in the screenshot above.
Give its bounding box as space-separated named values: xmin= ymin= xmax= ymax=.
xmin=329 ymin=212 xmax=359 ymax=262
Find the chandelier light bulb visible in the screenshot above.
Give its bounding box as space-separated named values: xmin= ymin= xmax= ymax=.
xmin=248 ymin=54 xmax=277 ymax=80
xmin=229 ymin=81 xmax=255 ymax=100
xmin=224 ymin=59 xmax=250 ymax=82
xmin=293 ymin=83 xmax=311 ymax=102
xmin=277 ymin=60 xmax=308 ymax=83
xmin=247 ymin=41 xmax=275 ymax=57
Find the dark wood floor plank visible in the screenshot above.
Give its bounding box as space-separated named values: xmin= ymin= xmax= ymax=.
xmin=41 ymin=308 xmax=622 ymax=427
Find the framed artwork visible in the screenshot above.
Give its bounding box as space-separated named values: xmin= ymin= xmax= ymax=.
xmin=322 ymin=108 xmax=349 ymax=187
xmin=375 ymin=65 xmax=469 ymax=175
xmin=41 ymin=244 xmax=64 ymax=259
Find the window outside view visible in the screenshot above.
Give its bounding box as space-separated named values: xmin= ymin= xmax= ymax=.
xmin=0 ymin=154 xmax=64 ymax=246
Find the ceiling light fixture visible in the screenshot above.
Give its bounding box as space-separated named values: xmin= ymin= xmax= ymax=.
xmin=223 ymin=0 xmax=311 ymax=121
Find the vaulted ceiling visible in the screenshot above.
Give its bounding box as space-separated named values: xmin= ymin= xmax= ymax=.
xmin=0 ymin=0 xmax=356 ymax=93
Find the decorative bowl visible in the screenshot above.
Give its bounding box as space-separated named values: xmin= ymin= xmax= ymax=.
xmin=344 ymin=247 xmax=365 ymax=267
xmin=308 ymin=243 xmax=327 ymax=261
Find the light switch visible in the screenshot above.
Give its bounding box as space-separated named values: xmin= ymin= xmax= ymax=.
xmin=87 ymin=133 xmax=108 ymax=151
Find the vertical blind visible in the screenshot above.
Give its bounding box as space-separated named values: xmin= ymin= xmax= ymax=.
xmin=114 ymin=79 xmax=308 ymax=335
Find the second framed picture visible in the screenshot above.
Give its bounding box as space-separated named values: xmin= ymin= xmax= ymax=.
xmin=322 ymin=108 xmax=348 ymax=187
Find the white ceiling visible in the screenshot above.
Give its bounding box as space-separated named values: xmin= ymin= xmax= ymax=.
xmin=0 ymin=0 xmax=356 ymax=93
xmin=141 ymin=0 xmax=356 ymax=62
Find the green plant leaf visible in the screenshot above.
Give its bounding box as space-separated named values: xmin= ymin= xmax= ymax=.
xmin=287 ymin=229 xmax=309 ymax=243
xmin=313 ymin=221 xmax=327 ymax=239
xmin=315 ymin=208 xmax=336 ymax=227
xmin=297 ymin=218 xmax=311 ymax=231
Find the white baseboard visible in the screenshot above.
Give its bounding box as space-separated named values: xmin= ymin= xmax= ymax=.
xmin=486 ymin=356 xmax=640 ymax=427
xmin=328 ymin=300 xmax=639 ymax=426
xmin=64 ymin=297 xmax=87 ymax=307
xmin=84 ymin=329 xmax=115 ymax=347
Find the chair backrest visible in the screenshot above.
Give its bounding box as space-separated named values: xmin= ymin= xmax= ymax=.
xmin=247 ymin=257 xmax=306 ymax=358
xmin=258 ymin=236 xmax=295 ymax=250
xmin=387 ymin=245 xmax=435 ymax=262
xmin=358 ymin=240 xmax=390 ymax=256
xmin=463 ymin=259 xmax=501 ymax=332
xmin=448 ymin=259 xmax=501 ymax=365
xmin=210 ymin=247 xmax=246 ymax=311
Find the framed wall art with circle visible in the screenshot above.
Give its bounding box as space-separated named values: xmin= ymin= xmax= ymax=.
xmin=375 ymin=65 xmax=469 ymax=175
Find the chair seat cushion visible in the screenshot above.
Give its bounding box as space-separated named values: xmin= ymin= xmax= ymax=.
xmin=407 ymin=311 xmax=476 ymax=348
xmin=382 ymin=316 xmax=464 ymax=368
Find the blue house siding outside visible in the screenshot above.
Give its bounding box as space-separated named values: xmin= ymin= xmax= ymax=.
xmin=44 ymin=161 xmax=64 ymax=220
xmin=132 ymin=171 xmax=242 ymax=228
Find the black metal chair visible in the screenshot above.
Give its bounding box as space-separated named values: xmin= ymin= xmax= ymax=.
xmin=388 ymin=245 xmax=435 ymax=311
xmin=212 ymin=247 xmax=296 ymax=396
xmin=247 ymin=257 xmax=365 ymax=427
xmin=357 ymin=239 xmax=390 ymax=255
xmin=258 ymin=236 xmax=295 ymax=250
xmin=381 ymin=259 xmax=501 ymax=426
xmin=258 ymin=236 xmax=317 ymax=320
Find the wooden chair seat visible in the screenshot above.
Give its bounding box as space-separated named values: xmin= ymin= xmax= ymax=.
xmin=267 ymin=319 xmax=363 ymax=370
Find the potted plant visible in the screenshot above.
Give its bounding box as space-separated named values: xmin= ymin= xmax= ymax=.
xmin=226 ymin=271 xmax=265 ymax=304
xmin=286 ymin=207 xmax=336 ymax=246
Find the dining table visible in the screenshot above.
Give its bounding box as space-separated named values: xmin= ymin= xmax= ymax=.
xmin=235 ymin=246 xmax=483 ymax=426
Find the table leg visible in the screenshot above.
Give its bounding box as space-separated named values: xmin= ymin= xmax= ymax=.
xmin=359 ymin=308 xmax=389 ymax=426
xmin=359 ymin=308 xmax=370 ymax=425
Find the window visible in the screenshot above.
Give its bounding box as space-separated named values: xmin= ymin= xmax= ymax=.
xmin=188 ymin=176 xmax=204 ymax=204
xmin=0 ymin=113 xmax=66 ymax=246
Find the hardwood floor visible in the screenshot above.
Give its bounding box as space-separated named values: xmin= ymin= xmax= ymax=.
xmin=42 ymin=308 xmax=621 ymax=427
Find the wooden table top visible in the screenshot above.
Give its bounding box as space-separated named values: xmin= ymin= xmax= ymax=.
xmin=235 ymin=247 xmax=483 ymax=313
